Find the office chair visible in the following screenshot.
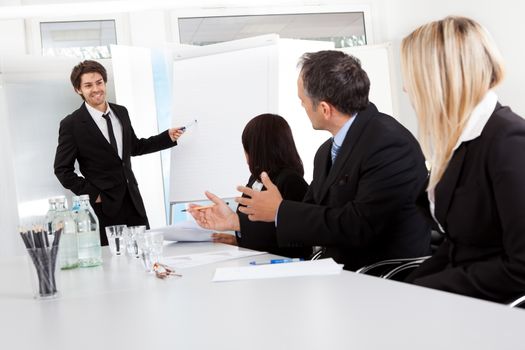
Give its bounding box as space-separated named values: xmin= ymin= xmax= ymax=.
xmin=508 ymin=295 xmax=525 ymax=309
xmin=430 ymin=229 xmax=445 ymax=253
xmin=381 ymin=257 xmax=429 ymax=281
xmin=358 ymin=257 xmax=525 ymax=308
xmin=310 ymin=246 xmax=325 ymax=260
xmin=355 ymin=256 xmax=430 ymax=280
xmin=316 ymin=230 xmax=440 ymax=277
xmin=356 ymin=230 xmax=440 ymax=280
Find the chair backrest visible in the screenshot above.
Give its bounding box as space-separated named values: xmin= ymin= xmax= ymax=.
xmin=309 ymin=247 xmax=325 ymax=261
xmin=508 ymin=295 xmax=525 ymax=309
xmin=381 ymin=258 xmax=429 ymax=281
xmin=356 ymin=256 xmax=430 ymax=279
xmin=431 ymin=230 xmax=445 ymax=253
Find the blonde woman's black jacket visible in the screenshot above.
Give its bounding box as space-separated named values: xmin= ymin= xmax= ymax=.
xmin=407 ymin=103 xmax=525 ymax=303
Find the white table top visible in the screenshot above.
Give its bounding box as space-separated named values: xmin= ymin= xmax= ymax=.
xmin=1 ymin=242 xmax=524 ymax=349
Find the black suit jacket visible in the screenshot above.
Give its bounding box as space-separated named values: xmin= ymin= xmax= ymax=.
xmin=237 ymin=169 xmax=311 ymax=259
xmin=407 ymin=103 xmax=525 ymax=303
xmin=277 ymin=103 xmax=431 ymax=270
xmin=54 ymin=102 xmax=176 ymax=217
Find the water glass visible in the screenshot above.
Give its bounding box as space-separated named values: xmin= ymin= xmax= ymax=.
xmin=125 ymin=225 xmax=146 ymax=258
xmin=105 ymin=225 xmax=127 ymax=256
xmin=136 ymin=231 xmax=164 ymax=272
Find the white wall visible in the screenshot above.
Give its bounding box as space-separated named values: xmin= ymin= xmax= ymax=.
xmin=370 ymin=0 xmax=525 ymax=134
xmin=0 ymin=72 xmax=24 ymax=256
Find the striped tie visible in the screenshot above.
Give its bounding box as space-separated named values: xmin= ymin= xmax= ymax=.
xmin=331 ymin=138 xmax=340 ymax=163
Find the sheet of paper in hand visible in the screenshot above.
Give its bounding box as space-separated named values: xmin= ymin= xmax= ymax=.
xmin=150 ymin=220 xmax=215 ymax=242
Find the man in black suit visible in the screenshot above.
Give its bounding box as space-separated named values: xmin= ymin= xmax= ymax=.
xmin=237 ymin=51 xmax=430 ymax=270
xmin=54 ymin=60 xmax=183 ymax=246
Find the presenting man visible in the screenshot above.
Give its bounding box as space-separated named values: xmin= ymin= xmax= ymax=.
xmin=54 ymin=60 xmax=183 ymax=246
xmin=235 ymin=51 xmax=430 ymax=270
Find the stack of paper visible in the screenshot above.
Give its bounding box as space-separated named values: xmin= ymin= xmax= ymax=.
xmin=161 ymin=249 xmax=266 ymax=269
xmin=212 ymin=258 xmax=343 ymax=282
xmin=149 ymin=221 xmax=216 ymax=242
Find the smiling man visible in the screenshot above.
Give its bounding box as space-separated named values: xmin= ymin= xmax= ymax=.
xmin=54 ymin=60 xmax=184 ymax=245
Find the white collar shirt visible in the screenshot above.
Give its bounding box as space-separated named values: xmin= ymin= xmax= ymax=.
xmin=85 ymin=102 xmax=123 ymax=159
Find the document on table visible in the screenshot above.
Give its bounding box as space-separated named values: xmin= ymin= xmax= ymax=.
xmin=149 ymin=221 xmax=217 ymax=242
xmin=212 ymin=258 xmax=343 ymax=282
xmin=161 ymin=249 xmax=266 ymax=269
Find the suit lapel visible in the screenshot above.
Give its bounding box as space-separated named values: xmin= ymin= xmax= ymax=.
xmin=78 ymin=103 xmax=120 ymax=158
xmin=109 ymin=103 xmax=128 ymax=158
xmin=434 ymin=144 xmax=467 ymax=232
xmin=312 ymin=140 xmax=332 ymax=201
xmin=317 ymin=103 xmax=376 ymax=202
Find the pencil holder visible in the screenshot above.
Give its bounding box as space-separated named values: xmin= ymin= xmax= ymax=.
xmin=20 ymin=226 xmax=62 ymax=300
xmin=26 ymin=246 xmax=60 ymax=299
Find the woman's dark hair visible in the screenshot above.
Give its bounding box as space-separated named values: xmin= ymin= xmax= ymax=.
xmin=241 ymin=114 xmax=304 ymax=180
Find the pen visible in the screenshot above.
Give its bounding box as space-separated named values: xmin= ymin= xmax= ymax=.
xmin=249 ymin=258 xmax=303 ymax=265
xmin=181 ymin=202 xmax=229 ymax=212
xmin=180 ymin=119 xmax=198 ymax=131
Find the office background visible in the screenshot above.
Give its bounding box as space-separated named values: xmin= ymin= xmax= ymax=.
xmin=1 ymin=0 xmax=524 ymax=258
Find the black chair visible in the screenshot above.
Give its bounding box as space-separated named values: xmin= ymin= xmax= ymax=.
xmin=508 ymin=295 xmax=525 ymax=309
xmin=430 ymin=229 xmax=445 ymax=253
xmin=356 ymin=256 xmax=430 ymax=280
xmin=358 ymin=258 xmax=525 ymax=308
xmin=381 ymin=257 xmax=429 ymax=281
xmin=317 ymin=229 xmax=441 ymax=277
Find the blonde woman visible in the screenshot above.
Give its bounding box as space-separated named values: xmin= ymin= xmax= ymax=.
xmin=401 ymin=16 xmax=525 ymax=303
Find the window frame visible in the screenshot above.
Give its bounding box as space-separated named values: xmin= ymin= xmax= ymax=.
xmin=170 ymin=4 xmax=373 ymax=46
xmin=26 ymin=13 xmax=129 ymax=57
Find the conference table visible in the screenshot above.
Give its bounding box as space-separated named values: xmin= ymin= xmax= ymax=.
xmin=0 ymin=242 xmax=523 ymax=349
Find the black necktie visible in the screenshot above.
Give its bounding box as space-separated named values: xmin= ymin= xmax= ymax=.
xmin=102 ymin=113 xmax=118 ymax=154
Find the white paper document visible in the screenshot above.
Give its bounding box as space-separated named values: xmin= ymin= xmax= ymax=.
xmin=161 ymin=249 xmax=266 ymax=269
xmin=150 ymin=221 xmax=215 ymax=242
xmin=212 ymin=258 xmax=343 ymax=282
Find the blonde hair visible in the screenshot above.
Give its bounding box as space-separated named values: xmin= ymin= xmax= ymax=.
xmin=401 ymin=16 xmax=505 ymax=191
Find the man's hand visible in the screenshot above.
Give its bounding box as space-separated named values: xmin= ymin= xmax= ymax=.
xmin=236 ymin=172 xmax=283 ymax=222
xmin=169 ymin=127 xmax=185 ymax=142
xmin=212 ymin=233 xmax=238 ymax=246
xmin=188 ymin=191 xmax=240 ymax=231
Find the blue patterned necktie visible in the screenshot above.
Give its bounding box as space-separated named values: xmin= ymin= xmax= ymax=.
xmin=331 ymin=138 xmax=341 ymax=163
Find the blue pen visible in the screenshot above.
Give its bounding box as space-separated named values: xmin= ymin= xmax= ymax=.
xmin=249 ymin=258 xmax=303 ymax=265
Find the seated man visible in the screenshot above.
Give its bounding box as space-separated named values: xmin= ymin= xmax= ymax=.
xmin=234 ymin=50 xmax=431 ymax=270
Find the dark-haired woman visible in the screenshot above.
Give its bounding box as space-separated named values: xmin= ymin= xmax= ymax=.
xmin=189 ymin=114 xmax=310 ymax=259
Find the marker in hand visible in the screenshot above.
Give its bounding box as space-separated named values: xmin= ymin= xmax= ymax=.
xmin=181 ymin=119 xmax=198 ymax=132
xmin=249 ymin=258 xmax=303 ymax=265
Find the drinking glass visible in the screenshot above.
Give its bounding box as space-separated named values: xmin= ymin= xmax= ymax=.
xmin=105 ymin=225 xmax=127 ymax=256
xmin=125 ymin=225 xmax=146 ymax=258
xmin=136 ymin=231 xmax=164 ymax=272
